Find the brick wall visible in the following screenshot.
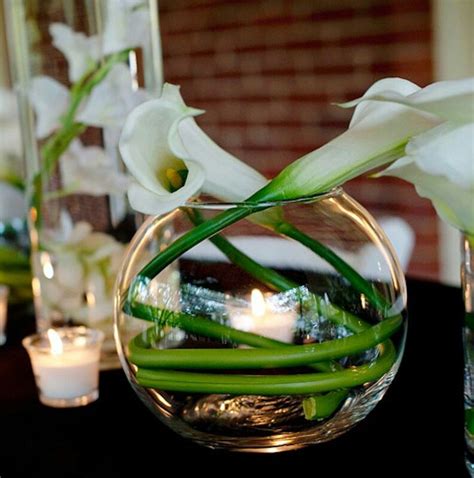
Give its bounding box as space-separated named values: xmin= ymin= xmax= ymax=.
xmin=159 ymin=0 xmax=438 ymax=280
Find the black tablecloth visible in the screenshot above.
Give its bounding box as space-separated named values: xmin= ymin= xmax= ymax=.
xmin=0 ymin=279 xmax=467 ymax=477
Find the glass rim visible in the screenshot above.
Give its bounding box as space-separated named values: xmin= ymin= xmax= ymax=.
xmin=22 ymin=326 xmax=105 ymax=351
xmin=182 ymin=187 xmax=342 ymax=210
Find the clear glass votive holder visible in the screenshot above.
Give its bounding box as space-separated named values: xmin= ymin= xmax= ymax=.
xmin=0 ymin=285 xmax=9 ymax=346
xmin=22 ymin=327 xmax=104 ymax=408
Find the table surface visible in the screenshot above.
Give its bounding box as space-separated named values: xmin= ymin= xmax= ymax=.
xmin=0 ymin=279 xmax=468 ymax=477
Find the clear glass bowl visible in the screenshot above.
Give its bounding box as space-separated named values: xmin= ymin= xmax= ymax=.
xmin=114 ymin=189 xmax=407 ymax=452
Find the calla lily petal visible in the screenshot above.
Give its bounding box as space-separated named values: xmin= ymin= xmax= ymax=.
xmin=50 ymin=23 xmax=100 ymax=82
xmin=76 ymin=63 xmax=149 ymax=128
xmin=342 ymin=77 xmax=474 ymax=123
xmin=30 ymin=76 xmax=70 ymax=139
xmin=382 ymin=159 xmax=474 ymax=234
xmin=348 ymin=77 xmax=422 ymax=128
xmin=127 ymin=160 xmax=206 ymax=216
xmin=172 ymin=117 xmax=269 ymax=202
xmin=403 ymin=122 xmax=474 ymax=188
xmin=380 ymin=121 xmax=474 ymax=234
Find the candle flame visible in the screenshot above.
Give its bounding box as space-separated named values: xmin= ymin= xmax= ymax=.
xmin=47 ymin=329 xmax=63 ymax=356
xmin=251 ymin=289 xmax=266 ymax=317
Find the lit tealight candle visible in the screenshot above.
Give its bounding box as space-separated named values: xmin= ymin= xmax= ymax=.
xmin=22 ymin=327 xmax=104 ymax=408
xmin=229 ymin=289 xmax=296 ymax=343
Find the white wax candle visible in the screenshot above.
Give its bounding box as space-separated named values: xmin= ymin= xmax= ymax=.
xmin=31 ymin=348 xmax=100 ymax=399
xmin=23 ymin=327 xmax=104 ymax=406
xmin=231 ymin=311 xmax=295 ymax=343
xmin=229 ymin=289 xmax=296 ymax=343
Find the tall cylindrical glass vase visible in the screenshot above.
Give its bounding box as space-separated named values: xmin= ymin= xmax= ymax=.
xmin=4 ymin=0 xmax=162 ymax=368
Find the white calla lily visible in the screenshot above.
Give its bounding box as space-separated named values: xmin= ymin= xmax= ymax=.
xmin=380 ymin=122 xmax=474 ymax=234
xmin=343 ymin=77 xmax=474 ymax=123
xmin=340 ymin=77 xmax=474 ymax=234
xmin=50 ymin=23 xmax=100 ymax=82
xmin=60 ymin=140 xmax=130 ymax=196
xmin=102 ymin=0 xmax=151 ymax=55
xmin=119 ymin=83 xmax=268 ymax=215
xmin=29 ymin=76 xmax=70 ymax=139
xmin=254 ymin=78 xmax=442 ymax=202
xmin=76 ymin=63 xmax=149 ymax=129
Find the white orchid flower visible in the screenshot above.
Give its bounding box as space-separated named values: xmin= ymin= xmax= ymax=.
xmin=102 ymin=0 xmax=151 ymax=55
xmin=119 ymin=83 xmax=268 ymax=215
xmin=30 ymin=64 xmax=146 ymax=138
xmin=60 ymin=140 xmax=130 ymax=196
xmin=29 ymin=76 xmax=70 ymax=139
xmin=352 ymin=78 xmax=474 ymax=234
xmin=76 ymin=63 xmax=149 ymax=129
xmin=40 ymin=212 xmax=126 ymax=324
xmin=50 ymin=23 xmax=101 ymax=82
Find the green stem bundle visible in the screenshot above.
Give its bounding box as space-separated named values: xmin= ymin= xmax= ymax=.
xmin=135 ymin=341 xmax=396 ymax=395
xmin=128 ymin=306 xmax=401 ymax=370
xmin=126 ymin=200 xmax=402 ymax=420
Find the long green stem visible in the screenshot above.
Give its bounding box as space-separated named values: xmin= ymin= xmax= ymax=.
xmin=303 ymin=390 xmax=348 ymax=420
xmin=135 ymin=340 xmax=395 ymax=395
xmin=184 ymin=208 xmax=298 ymax=292
xmin=139 ymin=205 xmax=264 ymax=278
xmin=182 ymin=208 xmax=366 ymax=374
xmin=276 ymin=221 xmax=389 ymax=310
xmin=128 ymin=305 xmax=401 ymax=369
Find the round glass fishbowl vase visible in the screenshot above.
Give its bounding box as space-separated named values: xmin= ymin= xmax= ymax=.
xmin=114 ymin=189 xmax=407 ymax=452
